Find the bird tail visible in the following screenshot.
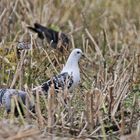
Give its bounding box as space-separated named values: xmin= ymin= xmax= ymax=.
xmin=32 ymin=86 xmax=44 ymax=97
xmin=32 ymin=86 xmax=42 ymax=92
xmin=27 ymin=23 xmax=47 ymax=39
xmin=27 ymin=26 xmax=38 ymax=33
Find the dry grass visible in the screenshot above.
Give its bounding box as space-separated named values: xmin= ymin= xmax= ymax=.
xmin=0 ymin=0 xmax=140 ymax=139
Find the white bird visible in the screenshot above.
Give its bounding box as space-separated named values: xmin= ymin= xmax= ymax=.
xmin=33 ymin=48 xmax=84 ymax=94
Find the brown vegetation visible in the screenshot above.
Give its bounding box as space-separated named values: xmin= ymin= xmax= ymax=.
xmin=0 ymin=0 xmax=140 ymax=139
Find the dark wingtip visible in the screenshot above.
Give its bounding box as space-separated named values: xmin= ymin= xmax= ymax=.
xmin=27 ymin=24 xmax=45 ymax=39
xmin=27 ymin=26 xmax=37 ymax=32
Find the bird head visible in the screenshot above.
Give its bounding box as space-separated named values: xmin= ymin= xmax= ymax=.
xmin=70 ymin=48 xmax=84 ymax=61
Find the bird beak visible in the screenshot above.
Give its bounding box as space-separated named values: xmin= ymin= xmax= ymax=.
xmin=82 ymin=53 xmax=92 ymax=62
xmin=82 ymin=53 xmax=85 ymax=58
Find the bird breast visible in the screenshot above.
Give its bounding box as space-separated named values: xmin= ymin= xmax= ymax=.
xmin=67 ymin=68 xmax=80 ymax=87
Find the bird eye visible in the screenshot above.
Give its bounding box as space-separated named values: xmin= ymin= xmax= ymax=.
xmin=77 ymin=51 xmax=80 ymax=54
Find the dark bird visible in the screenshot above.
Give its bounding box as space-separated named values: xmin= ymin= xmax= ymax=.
xmin=27 ymin=23 xmax=70 ymax=52
xmin=32 ymin=48 xmax=84 ymax=95
xmin=0 ymin=89 xmax=34 ymax=116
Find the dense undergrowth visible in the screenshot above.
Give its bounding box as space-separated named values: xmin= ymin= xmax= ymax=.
xmin=0 ymin=0 xmax=140 ymax=139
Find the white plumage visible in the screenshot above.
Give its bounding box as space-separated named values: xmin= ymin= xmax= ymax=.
xmin=60 ymin=48 xmax=83 ymax=91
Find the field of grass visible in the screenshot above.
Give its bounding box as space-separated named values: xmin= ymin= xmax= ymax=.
xmin=0 ymin=0 xmax=140 ymax=139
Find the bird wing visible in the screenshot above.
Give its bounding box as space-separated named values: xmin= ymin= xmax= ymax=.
xmin=41 ymin=72 xmax=74 ymax=93
xmin=27 ymin=23 xmax=69 ymax=51
xmin=27 ymin=23 xmax=58 ymax=41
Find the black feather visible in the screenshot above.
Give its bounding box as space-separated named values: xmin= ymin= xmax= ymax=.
xmin=27 ymin=23 xmax=69 ymax=51
xmin=41 ymin=72 xmax=73 ymax=94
